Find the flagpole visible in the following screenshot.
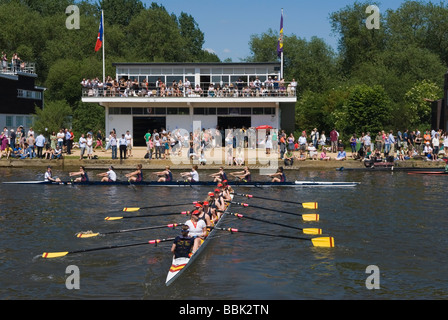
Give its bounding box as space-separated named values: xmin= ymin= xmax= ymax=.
xmin=281 ymin=8 xmax=284 ymax=79
xmin=102 ymin=9 xmax=105 ymax=84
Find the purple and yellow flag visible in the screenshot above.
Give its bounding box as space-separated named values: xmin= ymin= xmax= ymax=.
xmin=277 ymin=11 xmax=283 ymax=57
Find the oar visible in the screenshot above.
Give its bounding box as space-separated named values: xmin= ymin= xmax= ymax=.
xmin=105 ymin=211 xmax=191 ymax=221
xmin=227 ymin=212 xmax=322 ymax=235
xmin=214 ymin=227 xmax=334 ymax=248
xmin=230 ymin=201 xmax=319 ymax=222
xmin=234 ymin=193 xmax=318 ymax=209
xmin=41 ymin=237 xmax=176 ymax=259
xmin=76 ymin=223 xmax=184 ymax=238
xmin=122 ymin=202 xmax=196 ymax=212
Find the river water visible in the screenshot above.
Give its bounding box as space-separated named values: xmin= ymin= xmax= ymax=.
xmin=0 ymin=167 xmax=447 ymax=301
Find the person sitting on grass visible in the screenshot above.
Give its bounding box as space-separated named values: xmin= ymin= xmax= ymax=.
xmin=336 ymin=148 xmax=347 ymax=161
xmin=320 ymin=148 xmax=331 ymax=161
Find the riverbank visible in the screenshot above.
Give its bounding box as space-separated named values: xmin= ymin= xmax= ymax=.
xmin=0 ymin=146 xmax=446 ymax=170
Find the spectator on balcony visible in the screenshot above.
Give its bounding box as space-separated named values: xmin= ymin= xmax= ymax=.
xmin=290 ymin=78 xmax=297 ymax=96
xmin=254 ymin=76 xmax=262 ymax=92
xmin=184 ymin=78 xmax=191 ymax=96
xmin=1 ymin=52 xmax=7 ymax=72
xmin=194 ymin=84 xmax=203 ymax=96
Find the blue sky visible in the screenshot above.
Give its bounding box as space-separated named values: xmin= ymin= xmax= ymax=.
xmin=143 ymin=0 xmax=407 ymax=61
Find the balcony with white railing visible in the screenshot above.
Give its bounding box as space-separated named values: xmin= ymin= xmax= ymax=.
xmin=81 ymin=80 xmax=298 ymax=104
xmin=1 ymin=60 xmax=36 ymax=75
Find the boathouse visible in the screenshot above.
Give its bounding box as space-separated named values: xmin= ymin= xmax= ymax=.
xmin=81 ymin=62 xmax=297 ymax=146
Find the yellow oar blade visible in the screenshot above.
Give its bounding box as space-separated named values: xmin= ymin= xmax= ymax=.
xmin=303 ymin=228 xmax=322 ymax=235
xmin=76 ymin=232 xmax=100 ymax=238
xmin=123 ymin=208 xmax=140 ymax=212
xmin=311 ymin=237 xmax=335 ymax=248
xmin=302 ymin=202 xmax=318 ymax=209
xmin=105 ymin=217 xmax=123 ymax=221
xmin=42 ymin=252 xmax=69 ymax=259
xmin=302 ymin=214 xmax=319 ymax=222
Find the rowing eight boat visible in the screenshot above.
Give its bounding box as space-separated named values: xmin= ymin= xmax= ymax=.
xmin=2 ymin=180 xmax=360 ymax=187
xmin=165 ymin=194 xmax=234 ymax=286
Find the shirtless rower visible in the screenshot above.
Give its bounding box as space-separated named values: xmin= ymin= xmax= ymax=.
xmin=230 ymin=166 xmax=251 ymax=182
xmin=153 ymin=166 xmax=173 ymax=182
xmin=210 ymin=167 xmax=228 ymax=183
xmin=269 ymin=166 xmax=286 ymax=183
xmin=126 ymin=164 xmax=143 ymax=182
xmin=181 ymin=165 xmax=199 ymax=182
xmin=69 ymin=166 xmax=89 ymax=183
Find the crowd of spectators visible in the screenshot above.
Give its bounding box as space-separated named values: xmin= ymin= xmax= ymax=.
xmin=1 ymin=51 xmax=33 ymax=74
xmin=277 ymin=128 xmax=448 ymax=166
xmin=81 ymin=76 xmax=298 ymax=98
xmin=2 ymin=124 xmax=448 ymax=166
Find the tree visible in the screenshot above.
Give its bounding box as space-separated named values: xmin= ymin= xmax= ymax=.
xmin=98 ymin=0 xmax=144 ymax=26
xmin=178 ymin=12 xmax=205 ymax=60
xmin=344 ymin=84 xmax=393 ymax=135
xmin=33 ymin=100 xmax=72 ymax=135
xmin=71 ymin=102 xmax=105 ymax=139
xmin=330 ymin=1 xmax=387 ymax=76
xmin=404 ymin=80 xmax=442 ymax=128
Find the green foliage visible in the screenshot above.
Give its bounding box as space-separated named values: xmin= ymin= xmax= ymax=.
xmin=344 ymin=84 xmax=393 ymax=135
xmin=404 ymin=80 xmax=442 ymax=128
xmin=71 ymin=102 xmax=105 ymax=139
xmin=33 ymin=100 xmax=72 ymax=135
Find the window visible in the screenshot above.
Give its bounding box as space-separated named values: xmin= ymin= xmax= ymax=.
xmin=155 ymin=107 xmax=167 ymax=115
xmin=241 ymin=108 xmax=251 ymax=115
xmin=264 ymin=107 xmax=275 ymax=115
xmin=194 ymin=108 xmax=215 ymax=115
xmin=253 ymin=108 xmax=264 ymax=115
xmin=217 ymin=108 xmax=229 ymax=115
xmin=178 ymin=108 xmax=190 ymax=115
xmin=6 ymin=116 xmax=13 ymax=127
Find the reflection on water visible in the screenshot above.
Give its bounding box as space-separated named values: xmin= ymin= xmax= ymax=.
xmin=0 ymin=168 xmax=447 ymax=299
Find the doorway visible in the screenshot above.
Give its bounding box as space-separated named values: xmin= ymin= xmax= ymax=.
xmin=133 ymin=117 xmax=166 ymax=146
xmin=218 ymin=116 xmax=251 ymax=130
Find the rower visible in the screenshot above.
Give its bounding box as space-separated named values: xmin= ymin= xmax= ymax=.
xmin=222 ymin=180 xmax=234 ymax=195
xmin=98 ymin=166 xmax=117 ymax=182
xmin=230 ymin=166 xmax=251 ymax=182
xmin=195 ymin=202 xmax=212 ymax=227
xmin=171 ymin=225 xmax=194 ymax=259
xmin=69 ymin=166 xmax=89 ymax=183
xmin=185 ymin=210 xmax=207 ymax=254
xmin=181 ymin=165 xmax=199 ymax=182
xmin=154 ymin=166 xmax=172 ymax=182
xmin=44 ymin=166 xmax=61 ymax=183
xmin=126 ymin=164 xmax=143 ymax=182
xmin=211 ymin=188 xmax=225 ymax=219
xmin=217 ymin=182 xmax=232 ymax=201
xmin=210 ymin=167 xmax=228 ymax=183
xmin=269 ymin=166 xmax=286 ymax=183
